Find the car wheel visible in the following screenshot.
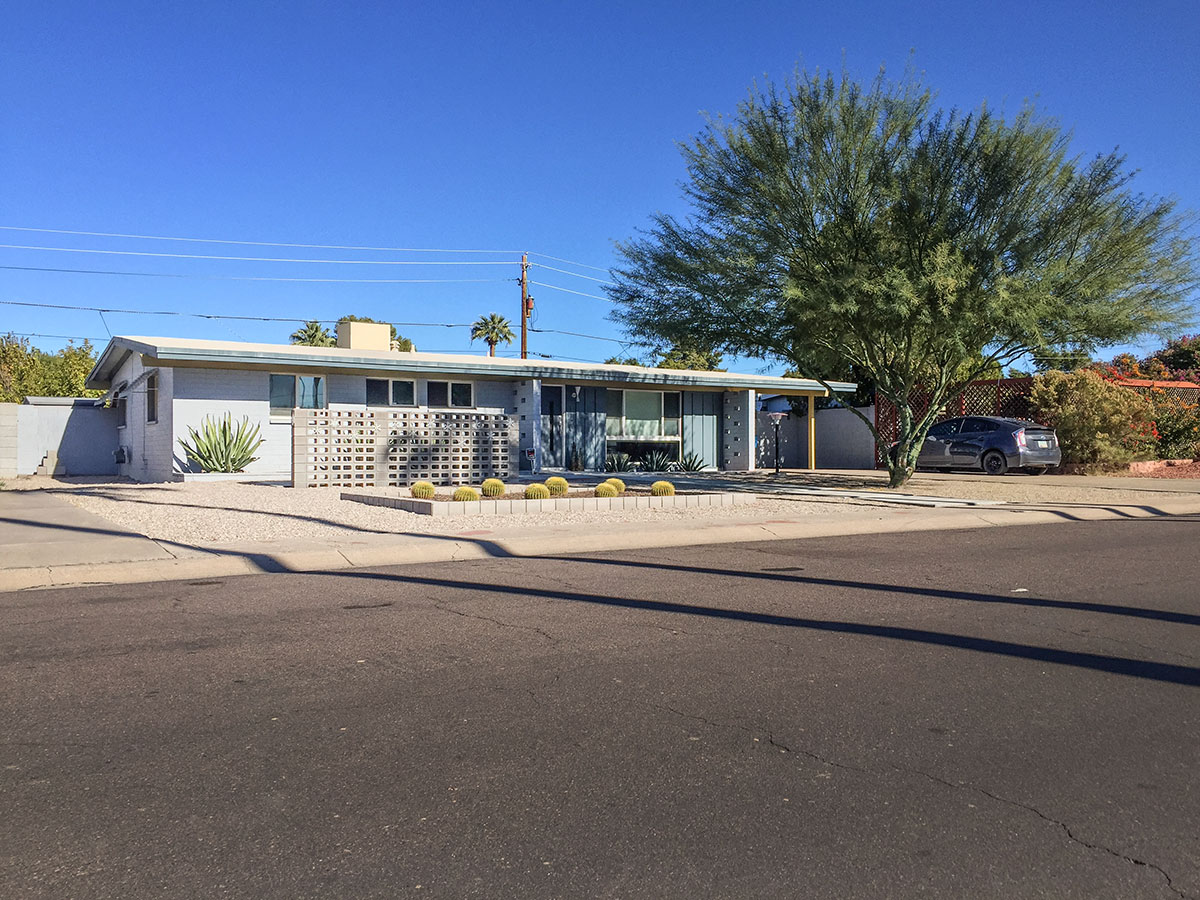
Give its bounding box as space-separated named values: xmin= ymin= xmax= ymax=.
xmin=981 ymin=451 xmax=1008 ymax=476
xmin=1024 ymin=466 xmax=1049 ymax=476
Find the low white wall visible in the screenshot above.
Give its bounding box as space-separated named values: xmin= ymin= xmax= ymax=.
xmin=2 ymin=400 xmax=119 ymax=476
xmin=815 ymin=405 xmax=876 ymax=469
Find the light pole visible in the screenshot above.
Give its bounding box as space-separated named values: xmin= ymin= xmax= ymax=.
xmin=767 ymin=411 xmax=788 ymax=475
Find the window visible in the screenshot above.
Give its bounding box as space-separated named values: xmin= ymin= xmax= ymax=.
xmin=605 ymin=390 xmax=682 ymax=439
xmin=663 ymin=391 xmax=681 ymax=436
xmin=270 ymin=374 xmax=326 ymax=416
xmin=927 ymin=420 xmax=960 ymax=437
xmin=366 ymin=378 xmax=416 ymax=407
xmin=605 ymin=390 xmax=624 ymax=437
xmin=391 ymin=380 xmax=415 ymax=406
xmin=450 ymin=382 xmax=473 ymax=407
xmin=145 ymin=374 xmax=158 ymax=424
xmin=964 ymin=417 xmax=998 ymax=433
xmin=427 ymin=381 xmax=473 ymax=408
xmin=623 ymin=390 xmax=663 ymax=438
xmin=115 ymin=383 xmax=127 ymax=428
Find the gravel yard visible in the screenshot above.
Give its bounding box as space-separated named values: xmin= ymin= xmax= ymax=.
xmin=19 ymin=479 xmax=873 ymax=545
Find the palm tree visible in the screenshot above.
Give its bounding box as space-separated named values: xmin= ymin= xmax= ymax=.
xmin=290 ymin=320 xmax=335 ymax=346
xmin=470 ymin=313 xmax=516 ymax=357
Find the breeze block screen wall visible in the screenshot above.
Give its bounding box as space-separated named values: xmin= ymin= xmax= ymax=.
xmin=293 ymin=408 xmax=518 ymax=488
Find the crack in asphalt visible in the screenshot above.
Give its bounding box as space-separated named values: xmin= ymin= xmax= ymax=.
xmin=902 ymin=767 xmax=1190 ymax=899
xmin=653 ymin=702 xmax=1189 ymax=898
xmin=431 ymin=602 xmax=559 ymax=643
xmin=651 ymin=703 xmax=868 ymax=773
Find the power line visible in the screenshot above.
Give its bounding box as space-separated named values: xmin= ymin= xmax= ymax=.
xmin=530 ymin=327 xmax=628 ymax=344
xmin=527 ymin=252 xmax=611 ymax=273
xmin=529 ymin=280 xmax=614 ymax=302
xmin=0 ymin=244 xmax=517 ymax=266
xmin=0 ymin=225 xmax=521 ymax=255
xmin=6 ymin=331 xmax=108 ymax=342
xmin=530 ymin=262 xmax=615 ymax=285
xmin=0 ymin=264 xmax=509 ymax=284
xmin=0 ymin=300 xmax=629 ymax=347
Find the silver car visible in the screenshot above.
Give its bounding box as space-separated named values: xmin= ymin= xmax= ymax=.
xmin=907 ymin=416 xmax=1062 ymax=475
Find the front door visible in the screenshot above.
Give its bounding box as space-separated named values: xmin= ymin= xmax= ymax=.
xmin=540 ymin=386 xmax=565 ymax=468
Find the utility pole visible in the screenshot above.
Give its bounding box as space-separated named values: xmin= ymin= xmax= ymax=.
xmin=519 ymin=253 xmax=531 ymax=359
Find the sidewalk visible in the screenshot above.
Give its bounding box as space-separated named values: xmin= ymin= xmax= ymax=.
xmin=3 ymin=478 xmax=1200 ymax=593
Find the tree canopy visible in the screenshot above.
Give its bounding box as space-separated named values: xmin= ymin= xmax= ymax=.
xmin=289 ymin=320 xmax=335 ymax=346
xmin=607 ymin=66 xmax=1197 ymax=485
xmin=470 ymin=313 xmax=515 ymax=356
xmin=1 ymin=335 xmax=103 ymax=402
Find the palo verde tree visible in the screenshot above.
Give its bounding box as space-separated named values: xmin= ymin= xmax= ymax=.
xmin=607 ymin=66 xmax=1197 ymax=486
xmin=470 ymin=313 xmax=516 ymax=356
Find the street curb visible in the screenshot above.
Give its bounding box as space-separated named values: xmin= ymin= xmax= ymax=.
xmin=3 ymin=497 xmax=1198 ymax=594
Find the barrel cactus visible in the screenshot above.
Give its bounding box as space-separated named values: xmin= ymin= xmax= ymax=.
xmin=595 ymin=483 xmax=618 ymax=498
xmin=604 ymin=477 xmax=626 ymax=493
xmin=452 ymin=486 xmax=480 ymax=502
xmin=650 ymin=480 xmax=676 ymax=497
xmin=524 ymin=483 xmax=551 ymax=499
xmin=480 ymin=478 xmax=505 ymax=497
xmin=545 ymin=476 xmax=569 ymax=496
xmin=410 ymin=481 xmax=435 ymax=499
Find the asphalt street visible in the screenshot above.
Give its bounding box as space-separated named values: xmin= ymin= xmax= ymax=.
xmin=2 ymin=517 xmax=1198 ymax=899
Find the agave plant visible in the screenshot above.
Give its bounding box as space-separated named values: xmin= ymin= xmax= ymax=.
xmin=641 ymin=449 xmax=676 ymax=472
xmin=178 ymin=414 xmax=265 ymax=473
xmin=605 ymin=452 xmax=633 ymax=472
xmin=679 ymin=451 xmax=707 ymax=471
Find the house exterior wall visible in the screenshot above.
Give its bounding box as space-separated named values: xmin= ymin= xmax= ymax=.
xmin=681 ymin=391 xmax=721 ymax=469
xmin=172 ymin=367 xmax=289 ymax=479
xmin=514 ymin=380 xmax=540 ymax=471
xmin=721 ymin=390 xmax=757 ymax=471
xmin=110 ymin=354 xmax=175 ymax=482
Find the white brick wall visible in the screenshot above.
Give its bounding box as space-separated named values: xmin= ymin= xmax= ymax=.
xmin=173 ymin=368 xmax=291 ymax=478
xmin=111 ymin=356 xmax=175 ymax=482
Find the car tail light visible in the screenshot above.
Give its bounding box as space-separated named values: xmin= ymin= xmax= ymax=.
xmin=1013 ymin=428 xmax=1027 ymax=449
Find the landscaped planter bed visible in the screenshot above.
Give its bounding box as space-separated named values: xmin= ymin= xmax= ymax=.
xmin=341 ymin=489 xmax=755 ymax=517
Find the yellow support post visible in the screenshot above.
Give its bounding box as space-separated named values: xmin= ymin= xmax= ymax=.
xmin=807 ymin=394 xmax=817 ymax=471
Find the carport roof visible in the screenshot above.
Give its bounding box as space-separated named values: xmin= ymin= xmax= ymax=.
xmin=86 ymin=335 xmax=856 ymax=395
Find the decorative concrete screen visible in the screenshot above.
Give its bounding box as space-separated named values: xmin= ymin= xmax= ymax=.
xmin=293 ymin=408 xmax=517 ymax=488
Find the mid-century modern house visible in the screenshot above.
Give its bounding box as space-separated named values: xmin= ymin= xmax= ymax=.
xmin=77 ymin=321 xmax=853 ymax=486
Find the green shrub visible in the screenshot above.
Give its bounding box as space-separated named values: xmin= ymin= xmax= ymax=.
xmin=595 ymin=483 xmax=618 ymax=498
xmin=679 ymin=451 xmax=707 ymax=471
xmin=1149 ymin=392 xmax=1200 ymax=459
xmin=604 ymin=477 xmax=626 ymax=493
xmin=452 ymin=486 xmax=480 ymax=502
xmin=480 ymin=478 xmax=506 ymax=497
xmin=545 ymin=476 xmax=569 ymax=496
xmin=1030 ymin=370 xmax=1155 ymax=467
xmin=178 ymin=414 xmax=265 ymax=473
xmin=410 ymin=481 xmax=435 ymax=499
xmin=524 ymin=483 xmax=551 ymax=499
xmin=650 ymin=480 xmax=676 ymax=496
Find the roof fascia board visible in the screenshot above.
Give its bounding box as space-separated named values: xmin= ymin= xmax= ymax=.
xmin=91 ymin=338 xmax=855 ymax=395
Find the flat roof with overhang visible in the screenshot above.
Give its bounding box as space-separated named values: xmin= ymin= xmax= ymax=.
xmin=86 ymin=336 xmax=855 ymax=396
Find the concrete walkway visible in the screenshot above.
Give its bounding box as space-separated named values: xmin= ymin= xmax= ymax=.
xmin=3 ymin=475 xmax=1200 ymax=593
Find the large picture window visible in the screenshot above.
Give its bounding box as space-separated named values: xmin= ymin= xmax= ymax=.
xmin=270 ymin=374 xmax=326 ymax=417
xmin=605 ymin=390 xmax=681 ymax=440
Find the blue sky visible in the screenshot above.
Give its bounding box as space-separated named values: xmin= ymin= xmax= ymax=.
xmin=3 ymin=1 xmax=1197 ymax=371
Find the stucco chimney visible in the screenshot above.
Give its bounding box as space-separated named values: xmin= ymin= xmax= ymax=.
xmin=336 ymin=321 xmax=391 ymax=351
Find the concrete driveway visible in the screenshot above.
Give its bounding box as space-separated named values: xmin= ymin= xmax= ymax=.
xmin=0 ymin=489 xmax=171 ymax=569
